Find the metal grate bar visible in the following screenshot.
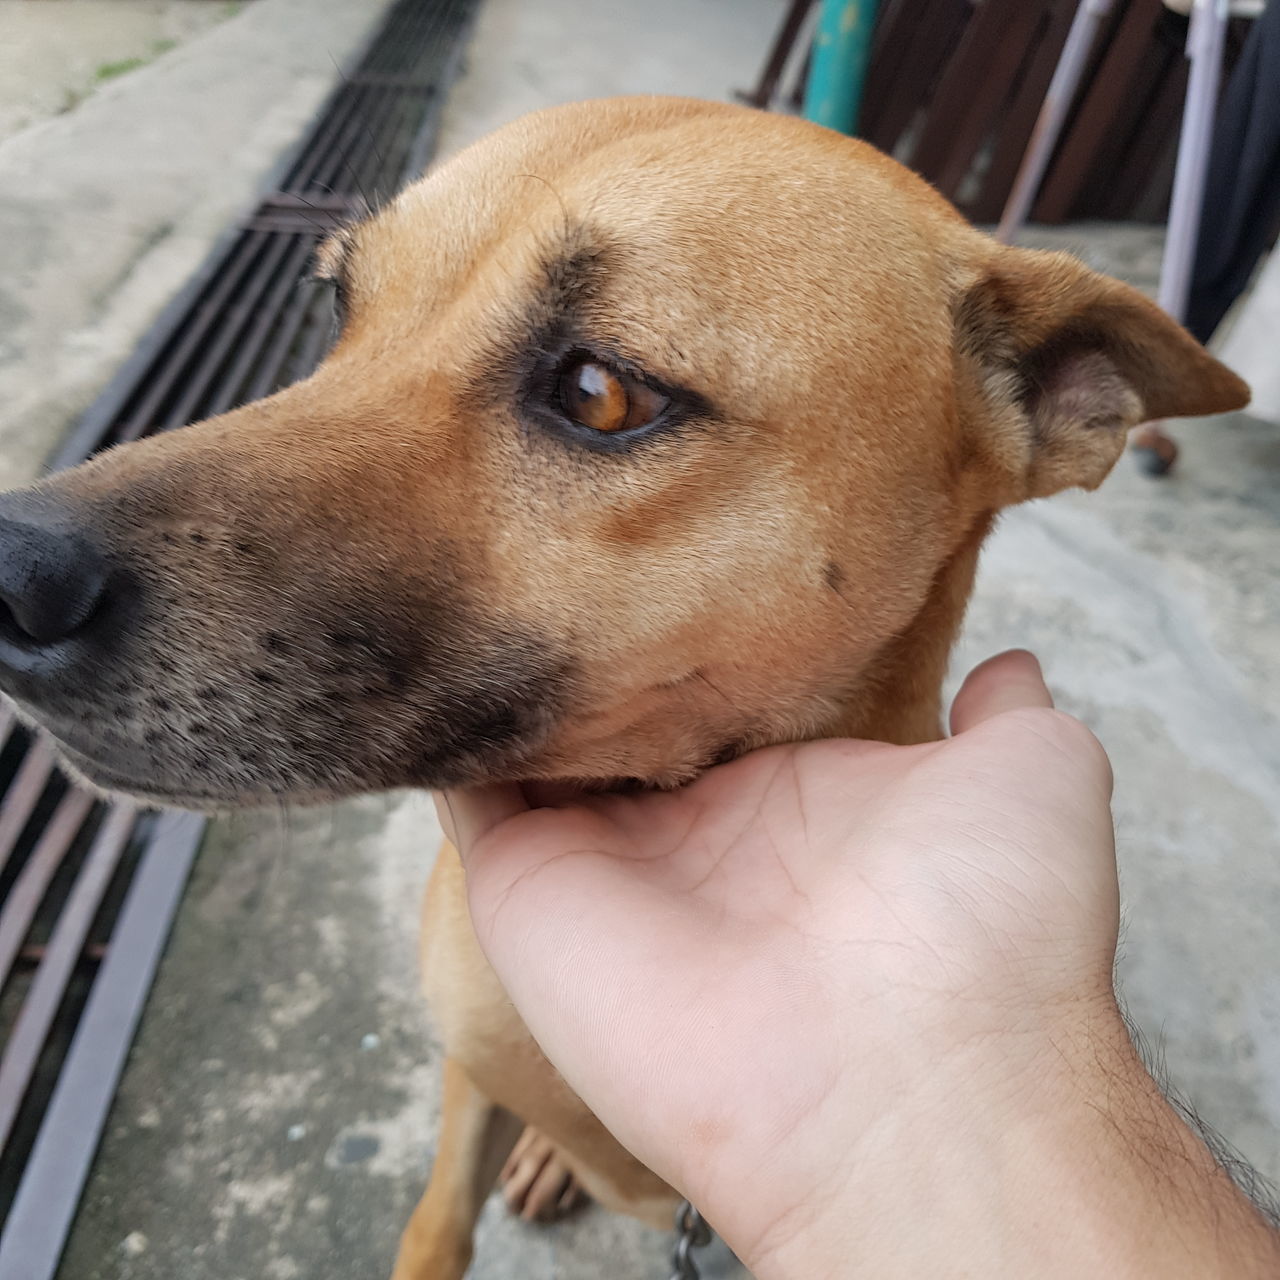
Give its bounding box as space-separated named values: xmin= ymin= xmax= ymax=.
xmin=115 ymin=230 xmax=276 ymax=442
xmin=0 ymin=744 xmax=56 ymax=880
xmin=284 ymin=84 xmax=378 ymax=193
xmin=159 ymin=232 xmax=304 ymax=429
xmin=202 ymin=235 xmax=322 ymax=416
xmin=85 ymin=0 xmax=473 ymax=459
xmin=0 ymin=807 xmax=136 ymax=1155
xmin=0 ymin=812 xmax=203 ymax=1280
xmin=242 ymin=263 xmax=328 ymax=403
xmin=0 ymin=792 xmax=96 ymax=990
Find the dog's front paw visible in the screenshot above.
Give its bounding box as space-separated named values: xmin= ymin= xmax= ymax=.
xmin=500 ymin=1126 xmax=585 ymax=1222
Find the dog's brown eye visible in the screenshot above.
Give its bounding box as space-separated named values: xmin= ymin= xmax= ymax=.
xmin=558 ymin=359 xmax=669 ymax=432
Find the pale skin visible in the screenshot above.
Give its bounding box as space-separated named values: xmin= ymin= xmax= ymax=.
xmin=438 ymin=650 xmax=1280 ymax=1278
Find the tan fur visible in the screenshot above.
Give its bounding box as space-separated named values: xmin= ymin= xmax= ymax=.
xmin=0 ymin=98 xmax=1247 ymax=1276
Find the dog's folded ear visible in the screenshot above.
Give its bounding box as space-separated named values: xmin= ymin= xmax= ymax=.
xmin=954 ymin=245 xmax=1250 ymax=499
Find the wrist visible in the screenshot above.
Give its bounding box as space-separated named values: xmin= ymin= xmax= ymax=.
xmin=732 ymin=999 xmax=1280 ymax=1279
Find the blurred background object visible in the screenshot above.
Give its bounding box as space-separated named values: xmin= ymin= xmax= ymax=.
xmin=747 ymin=0 xmax=1257 ymax=226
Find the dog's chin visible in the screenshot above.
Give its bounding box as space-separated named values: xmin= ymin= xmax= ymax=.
xmin=48 ymin=740 xmax=319 ymax=811
xmin=47 ymin=732 xmax=551 ymax=813
xmin=35 ymin=709 xmax=745 ymax=812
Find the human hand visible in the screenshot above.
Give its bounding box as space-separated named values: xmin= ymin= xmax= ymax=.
xmin=437 ymin=651 xmax=1129 ymax=1268
xmin=438 ymin=651 xmax=1279 ymax=1277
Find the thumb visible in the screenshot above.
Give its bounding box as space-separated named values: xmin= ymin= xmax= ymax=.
xmin=950 ymin=650 xmax=1054 ymax=735
xmin=433 ymin=783 xmax=530 ymax=859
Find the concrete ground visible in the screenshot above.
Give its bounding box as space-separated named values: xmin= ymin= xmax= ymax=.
xmin=0 ymin=1 xmax=244 ymax=143
xmin=0 ymin=0 xmax=1274 ymax=1277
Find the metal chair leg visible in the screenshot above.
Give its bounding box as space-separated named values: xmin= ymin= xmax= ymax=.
xmin=1159 ymin=0 xmax=1231 ymax=320
xmin=1133 ymin=0 xmax=1230 ymax=476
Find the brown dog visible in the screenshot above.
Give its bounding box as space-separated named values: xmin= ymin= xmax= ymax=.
xmin=0 ymin=97 xmax=1247 ymax=1276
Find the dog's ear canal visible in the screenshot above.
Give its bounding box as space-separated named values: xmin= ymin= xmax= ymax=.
xmin=954 ymin=245 xmax=1249 ymax=499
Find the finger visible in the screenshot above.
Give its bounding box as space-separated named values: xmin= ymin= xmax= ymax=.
xmin=433 ymin=783 xmax=529 ymax=856
xmin=949 ymin=649 xmax=1054 ymax=735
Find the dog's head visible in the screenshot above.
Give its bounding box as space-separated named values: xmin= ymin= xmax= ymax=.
xmin=0 ymin=98 xmax=1246 ymax=806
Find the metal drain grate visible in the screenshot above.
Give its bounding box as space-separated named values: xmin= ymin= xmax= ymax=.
xmin=0 ymin=2 xmax=477 ymax=1276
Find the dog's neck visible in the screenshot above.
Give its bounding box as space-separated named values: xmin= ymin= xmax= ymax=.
xmin=828 ymin=514 xmax=993 ymax=747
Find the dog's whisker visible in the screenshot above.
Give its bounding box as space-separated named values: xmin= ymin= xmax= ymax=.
xmin=517 ymin=172 xmax=572 ymax=232
xmin=262 ymin=797 xmax=294 ymax=900
xmin=287 ymin=193 xmax=344 ymax=235
xmin=694 ymin=669 xmax=753 ymax=729
xmin=338 ymin=156 xmax=373 ymax=220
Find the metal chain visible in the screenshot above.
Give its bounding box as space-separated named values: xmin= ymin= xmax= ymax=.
xmin=667 ymin=1199 xmax=713 ymax=1280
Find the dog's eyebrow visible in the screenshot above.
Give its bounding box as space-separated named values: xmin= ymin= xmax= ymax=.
xmin=513 ymin=233 xmax=620 ymax=358
xmin=537 ymin=235 xmax=611 ymax=314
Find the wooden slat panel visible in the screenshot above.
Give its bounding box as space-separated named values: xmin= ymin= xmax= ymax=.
xmin=862 ymin=0 xmax=944 ymax=139
xmin=968 ymin=0 xmax=1077 ymax=223
xmin=909 ymin=0 xmax=1043 ymax=181
xmin=860 ymin=0 xmax=967 ymax=151
xmin=1078 ymin=20 xmax=1171 ymax=219
xmin=737 ymin=0 xmax=814 ymax=108
xmin=1034 ymin=0 xmax=1166 ymax=222
xmin=933 ymin=0 xmax=1045 ymax=199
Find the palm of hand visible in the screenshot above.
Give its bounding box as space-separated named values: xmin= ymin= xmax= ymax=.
xmin=454 ymin=693 xmax=1117 ymax=1256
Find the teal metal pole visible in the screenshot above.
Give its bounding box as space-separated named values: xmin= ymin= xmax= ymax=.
xmin=802 ymin=0 xmax=881 ymax=135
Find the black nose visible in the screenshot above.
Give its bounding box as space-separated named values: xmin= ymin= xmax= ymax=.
xmin=0 ymin=511 xmax=110 ymax=646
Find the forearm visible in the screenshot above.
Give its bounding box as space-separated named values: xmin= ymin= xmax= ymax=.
xmin=736 ymin=1006 xmax=1280 ymax=1279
